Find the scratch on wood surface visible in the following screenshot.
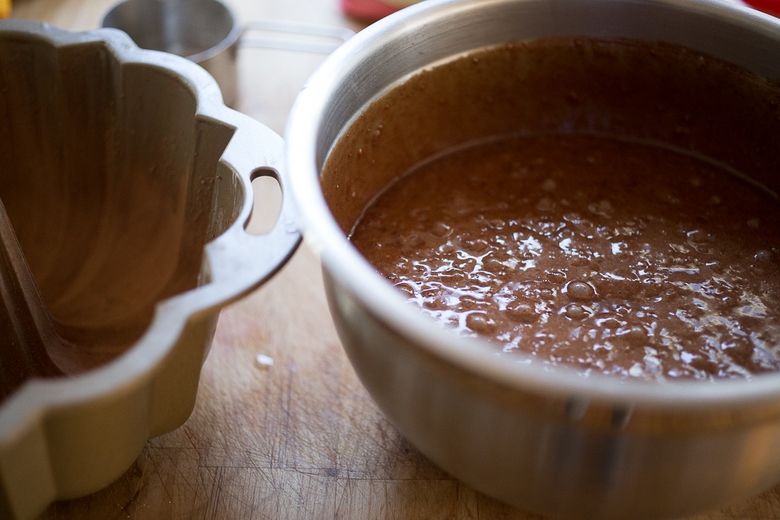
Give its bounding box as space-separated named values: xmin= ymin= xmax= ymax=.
xmin=118 ymin=486 xmax=142 ymax=518
xmin=113 ymin=460 xmax=144 ymax=518
xmin=280 ymin=363 xmax=297 ymax=465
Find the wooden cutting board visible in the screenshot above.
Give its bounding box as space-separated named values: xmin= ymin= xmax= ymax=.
xmin=10 ymin=0 xmax=780 ymax=517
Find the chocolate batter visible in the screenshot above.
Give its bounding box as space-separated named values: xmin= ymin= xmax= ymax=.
xmin=350 ymin=134 xmax=780 ymax=380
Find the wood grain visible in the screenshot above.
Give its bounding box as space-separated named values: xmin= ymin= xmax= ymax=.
xmin=8 ymin=0 xmax=780 ymax=517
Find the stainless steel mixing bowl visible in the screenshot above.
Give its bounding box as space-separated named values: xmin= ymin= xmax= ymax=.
xmin=285 ymin=0 xmax=780 ymax=518
xmin=0 ymin=20 xmax=299 ymax=519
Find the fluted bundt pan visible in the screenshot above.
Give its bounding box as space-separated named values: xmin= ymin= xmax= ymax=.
xmin=0 ymin=19 xmax=299 ymax=519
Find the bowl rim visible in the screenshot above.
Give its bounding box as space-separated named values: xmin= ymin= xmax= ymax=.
xmin=286 ymin=0 xmax=780 ymax=410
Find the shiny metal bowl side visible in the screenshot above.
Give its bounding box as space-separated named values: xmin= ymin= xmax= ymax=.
xmin=286 ymin=0 xmax=780 ymax=518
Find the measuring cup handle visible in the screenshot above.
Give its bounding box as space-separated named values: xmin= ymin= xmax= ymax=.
xmin=201 ymin=108 xmax=301 ymax=308
xmin=240 ymin=19 xmax=355 ymax=54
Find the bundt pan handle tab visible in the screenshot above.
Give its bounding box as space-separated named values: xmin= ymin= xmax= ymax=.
xmin=200 ymin=107 xmax=301 ymax=310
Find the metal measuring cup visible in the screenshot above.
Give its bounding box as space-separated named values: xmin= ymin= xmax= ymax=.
xmin=101 ymin=0 xmax=354 ymax=107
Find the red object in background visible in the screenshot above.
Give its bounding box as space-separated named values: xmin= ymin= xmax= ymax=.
xmin=341 ymin=0 xmax=402 ymax=21
xmin=743 ymin=0 xmax=780 ymax=17
xmin=342 ymin=0 xmax=780 ymax=28
xmin=342 ymin=0 xmax=780 ymax=23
